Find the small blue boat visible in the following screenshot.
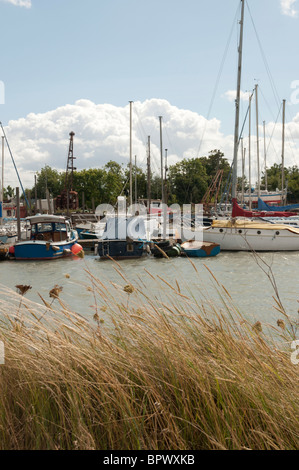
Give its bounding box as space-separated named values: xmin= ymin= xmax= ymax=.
xmin=10 ymin=214 xmax=84 ymax=260
xmin=181 ymin=240 xmax=220 ymax=257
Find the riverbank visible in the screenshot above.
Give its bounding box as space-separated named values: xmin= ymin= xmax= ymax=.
xmin=0 ymin=264 xmax=298 ymax=450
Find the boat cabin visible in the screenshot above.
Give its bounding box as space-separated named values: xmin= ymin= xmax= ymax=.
xmin=25 ymin=215 xmax=73 ymax=242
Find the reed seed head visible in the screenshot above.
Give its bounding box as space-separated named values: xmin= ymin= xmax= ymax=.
xmin=252 ymin=321 xmax=262 ymax=333
xmin=15 ymin=285 xmax=32 ymax=296
xmin=123 ymin=284 xmax=134 ymax=294
xmin=49 ymin=285 xmax=63 ymax=299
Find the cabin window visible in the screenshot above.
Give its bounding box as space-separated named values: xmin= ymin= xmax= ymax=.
xmin=219 ymin=229 xmax=223 ymax=233
xmin=238 ymin=230 xmax=242 ymax=234
xmin=276 ymin=231 xmax=280 ymax=235
xmin=257 ymin=230 xmax=261 ymax=235
xmin=37 ymin=223 xmax=53 ymax=232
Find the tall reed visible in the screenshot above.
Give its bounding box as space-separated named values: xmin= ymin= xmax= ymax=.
xmin=0 ymin=263 xmax=298 ymax=450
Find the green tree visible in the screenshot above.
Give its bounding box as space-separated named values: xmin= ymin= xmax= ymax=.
xmin=168 ymin=158 xmax=208 ymax=205
xmin=33 ymin=166 xmax=63 ymax=199
xmin=124 ymin=164 xmax=147 ymax=203
xmin=3 ymin=185 xmax=15 ymax=200
xmin=261 ymin=163 xmax=281 ymax=192
xmin=73 ymin=168 xmax=107 ymax=208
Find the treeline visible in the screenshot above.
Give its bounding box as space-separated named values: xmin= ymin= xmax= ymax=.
xmin=24 ymin=150 xmax=230 ymax=208
xmin=261 ymin=163 xmax=299 ymax=202
xmin=11 ymin=150 xmax=299 ymax=209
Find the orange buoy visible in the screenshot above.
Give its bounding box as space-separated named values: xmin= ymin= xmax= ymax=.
xmin=71 ymin=243 xmax=84 ymax=258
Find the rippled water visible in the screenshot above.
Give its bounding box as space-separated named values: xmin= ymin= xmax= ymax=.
xmin=1 ymin=248 xmax=298 ymax=326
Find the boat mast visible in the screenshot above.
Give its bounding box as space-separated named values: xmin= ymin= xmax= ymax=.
xmin=248 ymin=91 xmax=252 ymax=210
xmin=255 ymin=83 xmax=260 ymax=199
xmin=1 ymin=136 xmax=3 ymax=206
xmin=147 ymin=136 xmax=151 ymax=210
xmin=164 ymin=148 xmax=168 ymax=205
xmin=0 ymin=136 xmax=3 ymax=224
xmin=232 ymin=0 xmax=245 ymax=200
xmin=129 ymin=101 xmax=133 ymax=208
xmin=134 ymin=155 xmax=137 ymax=205
xmin=159 ymin=116 xmax=164 ymax=204
xmin=263 ymin=120 xmax=268 ymax=191
xmin=241 ymin=138 xmax=245 ymax=205
xmin=281 ymin=99 xmax=286 ymax=205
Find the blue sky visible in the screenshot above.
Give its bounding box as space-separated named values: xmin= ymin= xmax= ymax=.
xmin=1 ymin=0 xmax=299 ymax=189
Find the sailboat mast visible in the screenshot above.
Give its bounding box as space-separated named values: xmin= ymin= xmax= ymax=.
xmin=263 ymin=120 xmax=268 ymax=191
xmin=147 ymin=136 xmax=151 ymax=210
xmin=232 ymin=0 xmax=245 ymax=200
xmin=248 ymin=91 xmax=252 ymax=210
xmin=1 ymin=136 xmax=4 ymax=205
xmin=159 ymin=116 xmax=164 ymax=204
xmin=255 ymin=84 xmax=260 ymax=199
xmin=135 ymin=155 xmax=137 ymax=205
xmin=281 ymin=99 xmax=286 ymax=205
xmin=129 ymin=100 xmax=133 ymax=208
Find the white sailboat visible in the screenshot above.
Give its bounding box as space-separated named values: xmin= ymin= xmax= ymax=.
xmin=202 ymin=0 xmax=299 ymax=251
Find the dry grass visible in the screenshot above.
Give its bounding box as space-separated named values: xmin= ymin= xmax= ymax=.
xmin=0 ymin=263 xmax=298 ymax=450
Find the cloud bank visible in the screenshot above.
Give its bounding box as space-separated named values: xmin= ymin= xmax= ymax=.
xmin=280 ymin=0 xmax=298 ymax=17
xmin=2 ymin=98 xmax=299 ymax=192
xmin=0 ymin=0 xmax=31 ymax=8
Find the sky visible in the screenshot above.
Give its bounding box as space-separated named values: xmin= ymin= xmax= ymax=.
xmin=1 ymin=0 xmax=299 ymax=191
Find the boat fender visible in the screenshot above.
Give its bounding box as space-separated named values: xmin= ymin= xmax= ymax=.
xmin=52 ymin=245 xmax=60 ymax=251
xmin=71 ymin=243 xmax=84 ymax=258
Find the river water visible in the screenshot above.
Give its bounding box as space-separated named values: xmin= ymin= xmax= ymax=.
xmin=1 ymin=247 xmax=298 ymax=328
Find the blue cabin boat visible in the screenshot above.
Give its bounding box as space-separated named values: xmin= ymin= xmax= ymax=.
xmin=97 ymin=216 xmax=148 ymax=260
xmin=181 ymin=240 xmax=220 ymax=258
xmin=11 ymin=214 xmax=83 ymax=260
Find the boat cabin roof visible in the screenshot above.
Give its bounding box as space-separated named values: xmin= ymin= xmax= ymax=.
xmin=25 ymin=214 xmax=69 ymax=225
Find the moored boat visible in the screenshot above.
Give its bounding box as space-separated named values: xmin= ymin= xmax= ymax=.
xmin=96 ymin=216 xmax=149 ymax=260
xmin=181 ymin=240 xmax=220 ymax=257
xmin=10 ymin=214 xmax=84 ymax=260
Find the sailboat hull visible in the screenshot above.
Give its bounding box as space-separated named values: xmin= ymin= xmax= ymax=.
xmin=202 ymin=225 xmax=299 ymax=251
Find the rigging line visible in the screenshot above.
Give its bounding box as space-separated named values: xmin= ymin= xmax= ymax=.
xmin=0 ymin=121 xmax=29 ymax=208
xmin=196 ymin=3 xmax=240 ymax=158
xmin=246 ymin=2 xmax=281 ymax=110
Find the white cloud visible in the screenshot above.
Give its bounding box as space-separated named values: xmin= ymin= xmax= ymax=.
xmin=2 ymin=98 xmax=299 ymax=192
xmin=0 ymin=0 xmax=32 ymax=8
xmin=280 ymin=0 xmax=298 ymax=17
xmin=223 ymin=90 xmax=251 ymax=102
